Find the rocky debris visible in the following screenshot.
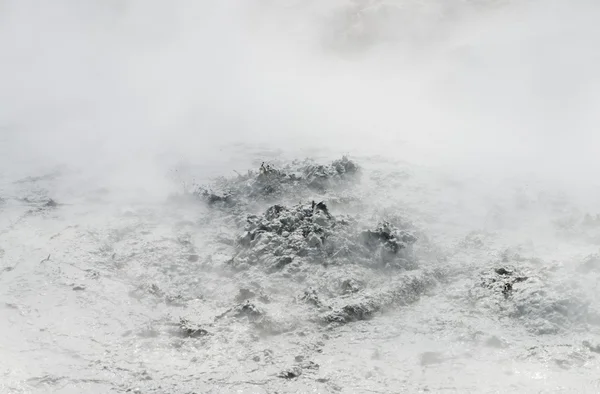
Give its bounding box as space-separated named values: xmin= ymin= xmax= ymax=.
xmin=196 ymin=189 xmax=236 ymax=207
xmin=478 ymin=266 xmax=529 ymax=300
xmin=231 ymin=201 xmax=417 ymax=273
xmin=362 ymin=221 xmax=416 ymax=254
xmin=134 ymin=370 xmax=153 ymax=381
xmin=298 ymin=288 xmax=327 ymax=309
xmin=215 ymin=301 xmax=282 ymax=333
xmin=86 ymin=270 xmax=100 ymax=280
xmin=232 ymin=301 xmax=264 ymax=321
xmin=277 ymin=360 xmax=319 ymax=380
xmin=487 ymin=267 xmax=529 ymax=299
xmin=194 ymin=157 xmax=360 ymax=209
xmin=165 ymin=294 xmax=187 ymax=307
xmin=360 ymin=221 xmax=418 ymax=267
xmin=301 ymin=360 xmax=320 ymax=370
xmin=181 ymin=157 xmax=440 ymax=334
xmin=471 ymin=261 xmax=600 ymax=335
xmin=302 ymin=156 xmax=360 ymax=193
xmin=179 ymin=318 xmax=209 ymax=338
xmin=17 ymin=196 xmax=60 ymax=213
xmin=325 ymin=301 xmax=378 ymax=324
xmin=323 ymin=271 xmax=440 ymax=325
xmin=263 ymin=349 xmax=274 ymax=363
xmin=277 ymin=366 xmax=302 ymax=379
xmin=494 ymin=267 xmax=512 ymax=276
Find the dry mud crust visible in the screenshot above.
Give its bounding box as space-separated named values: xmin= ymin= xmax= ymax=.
xmin=195 ymin=156 xmax=360 ymax=210
xmin=231 ymin=201 xmax=417 ymax=273
xmin=175 ymin=157 xmax=440 ymax=335
xmin=323 ymin=268 xmax=443 ymax=325
xmin=217 ymin=200 xmax=444 ymax=328
xmin=469 ymin=259 xmax=600 ymax=335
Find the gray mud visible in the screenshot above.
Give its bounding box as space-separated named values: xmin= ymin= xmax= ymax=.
xmin=3 ymin=156 xmax=600 ymax=393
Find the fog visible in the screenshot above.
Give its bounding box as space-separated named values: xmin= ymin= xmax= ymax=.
xmin=2 ymin=0 xmax=600 ymax=195
xmin=2 ymin=1 xmax=600 ymax=392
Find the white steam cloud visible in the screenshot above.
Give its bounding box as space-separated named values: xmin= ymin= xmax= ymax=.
xmin=1 ymin=0 xmax=599 ymax=199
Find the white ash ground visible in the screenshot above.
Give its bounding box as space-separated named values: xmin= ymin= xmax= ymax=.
xmin=3 ymin=156 xmax=600 ymax=393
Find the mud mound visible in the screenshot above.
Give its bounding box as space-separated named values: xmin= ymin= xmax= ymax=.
xmin=323 ymin=270 xmax=441 ymax=325
xmin=195 ymin=156 xmax=360 ymax=210
xmin=231 ymin=201 xmax=417 ymax=273
xmin=470 ymin=259 xmax=600 ymax=335
xmin=217 ymin=199 xmax=442 ymax=329
xmin=172 ymin=157 xmax=441 ymax=336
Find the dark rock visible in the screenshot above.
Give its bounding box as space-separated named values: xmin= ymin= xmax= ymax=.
xmin=483 ymin=267 xmax=528 ymax=299
xmin=234 ymin=301 xmax=263 ymax=321
xmin=277 ymin=366 xmax=302 ymax=379
xmin=179 ymin=318 xmax=209 ymax=338
xmin=502 ymin=282 xmax=513 ymax=299
xmin=495 ymin=268 xmax=512 ymax=275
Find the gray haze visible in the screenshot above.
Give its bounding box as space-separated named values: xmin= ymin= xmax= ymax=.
xmin=2 ymin=1 xmax=600 ymax=393
xmin=2 ymin=0 xmax=600 ymax=189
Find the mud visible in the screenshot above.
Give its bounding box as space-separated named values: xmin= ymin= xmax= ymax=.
xmin=232 ymin=201 xmax=418 ymax=273
xmin=195 ymin=156 xmax=360 ymax=211
xmin=180 ymin=157 xmax=444 ymax=336
xmin=471 ymin=258 xmax=600 ymax=335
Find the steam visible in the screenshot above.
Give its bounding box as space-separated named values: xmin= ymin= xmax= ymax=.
xmin=1 ymin=0 xmax=599 ymax=201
